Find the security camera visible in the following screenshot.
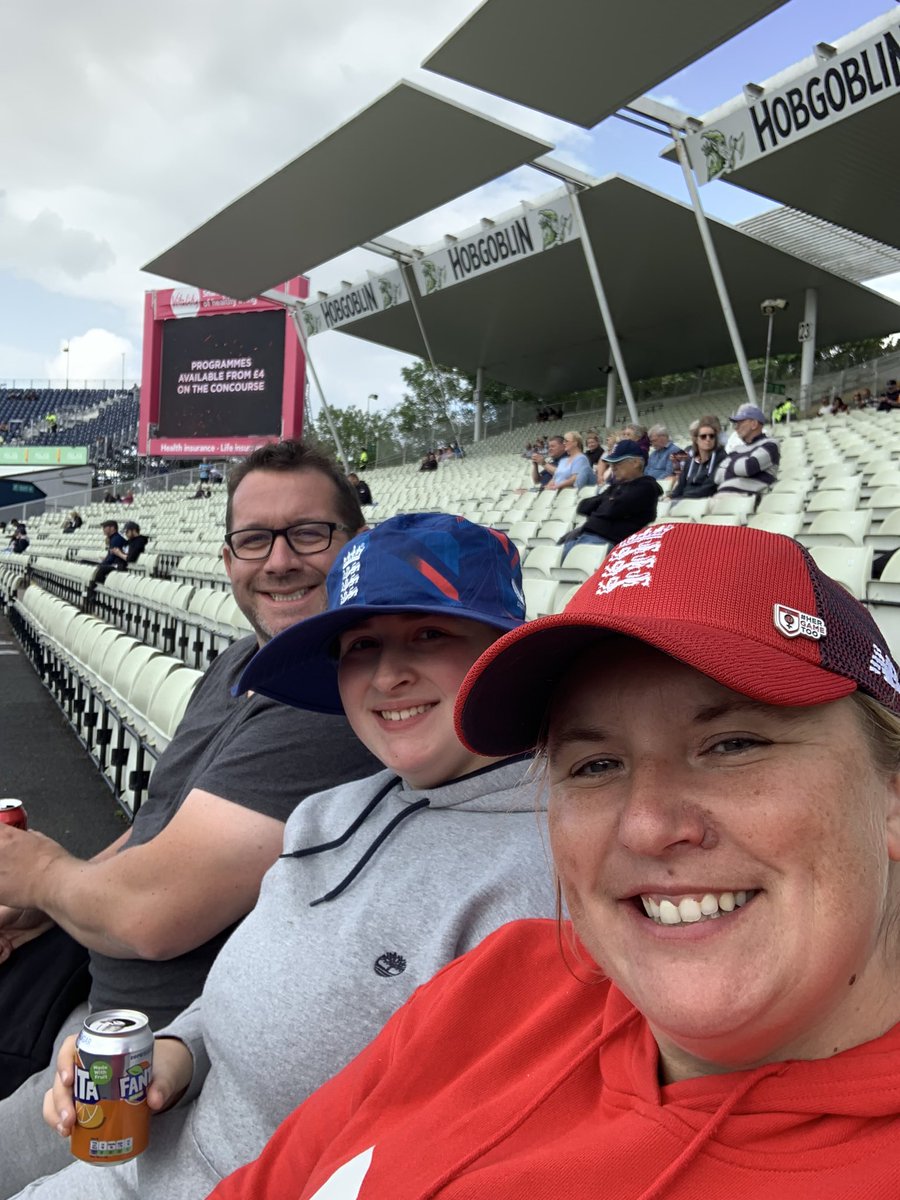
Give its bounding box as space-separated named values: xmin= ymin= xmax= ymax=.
xmin=760 ymin=298 xmax=789 ymax=316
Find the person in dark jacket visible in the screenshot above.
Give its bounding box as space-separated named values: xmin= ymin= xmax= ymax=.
xmin=560 ymin=439 xmax=660 ymax=560
xmin=670 ymin=418 xmax=726 ymax=503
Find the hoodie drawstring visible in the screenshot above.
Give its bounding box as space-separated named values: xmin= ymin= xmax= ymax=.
xmin=278 ymin=776 xmax=431 ymax=905
xmin=634 ymin=1061 xmax=787 ymax=1200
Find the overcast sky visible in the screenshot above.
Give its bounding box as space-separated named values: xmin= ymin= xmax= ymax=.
xmin=0 ymin=0 xmax=896 ymax=414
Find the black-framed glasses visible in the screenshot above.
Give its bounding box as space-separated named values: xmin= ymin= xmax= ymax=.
xmin=225 ymin=521 xmax=351 ymax=560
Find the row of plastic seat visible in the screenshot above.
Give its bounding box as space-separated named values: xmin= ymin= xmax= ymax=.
xmin=12 ymin=584 xmax=204 ymax=814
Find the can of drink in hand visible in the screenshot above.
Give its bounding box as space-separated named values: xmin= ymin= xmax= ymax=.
xmin=0 ymin=799 xmax=27 ymax=830
xmin=71 ymin=1010 xmax=153 ymax=1166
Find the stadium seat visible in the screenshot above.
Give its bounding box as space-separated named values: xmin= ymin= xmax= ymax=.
xmin=523 ymin=578 xmax=561 ymax=620
xmin=522 ymin=546 xmax=565 ymax=580
xmin=756 ymin=492 xmax=804 ymax=516
xmin=550 ymin=543 xmax=609 ymax=584
xmin=706 ymin=494 xmax=756 ymax=519
xmin=532 ymin=520 xmax=572 ymax=547
xmin=666 ymin=497 xmax=710 ymax=520
xmin=746 ymin=513 xmax=804 ymax=539
xmin=807 ymin=545 xmax=874 ymax=601
xmin=797 ymin=510 xmax=872 ymax=549
xmin=865 ymin=510 xmax=900 ymax=553
xmin=865 ymin=487 xmax=900 ymax=523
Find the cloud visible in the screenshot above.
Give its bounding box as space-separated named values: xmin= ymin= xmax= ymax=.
xmin=0 ymin=192 xmax=115 ymax=285
xmin=46 ymin=328 xmax=134 ymax=387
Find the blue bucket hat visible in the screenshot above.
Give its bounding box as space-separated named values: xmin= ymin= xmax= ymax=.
xmin=236 ymin=512 xmax=526 ymax=714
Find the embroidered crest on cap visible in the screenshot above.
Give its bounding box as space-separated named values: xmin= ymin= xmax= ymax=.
xmin=339 ymin=541 xmax=366 ymax=605
xmin=595 ymin=524 xmax=675 ymax=598
xmin=773 ymin=603 xmax=826 ymax=641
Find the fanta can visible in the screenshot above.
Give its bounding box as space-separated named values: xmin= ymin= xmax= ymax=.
xmin=71 ymin=1010 xmax=153 ymax=1166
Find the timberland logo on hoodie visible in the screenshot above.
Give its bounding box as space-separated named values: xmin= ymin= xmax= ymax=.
xmin=374 ymin=951 xmax=406 ymax=977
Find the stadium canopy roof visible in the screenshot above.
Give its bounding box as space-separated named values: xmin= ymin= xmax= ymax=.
xmin=736 ymin=208 xmax=900 ymax=284
xmin=422 ymin=0 xmax=789 ymax=128
xmin=143 ymin=80 xmax=552 ymax=300
xmin=663 ymin=11 xmax=900 ymax=252
xmin=323 ymin=175 xmax=900 ymax=395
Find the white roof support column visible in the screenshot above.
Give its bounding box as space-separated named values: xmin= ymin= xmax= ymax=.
xmin=566 ymin=184 xmax=639 ymax=425
xmin=474 ymin=366 xmax=485 ymax=442
xmin=799 ymin=287 xmax=819 ymax=411
xmin=605 ymin=368 xmax=618 ymax=431
xmin=670 ymin=127 xmax=757 ymax=408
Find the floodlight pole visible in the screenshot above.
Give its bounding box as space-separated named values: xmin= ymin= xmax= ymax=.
xmin=669 ymin=129 xmax=757 ymax=408
xmin=267 ymin=295 xmax=349 ymax=472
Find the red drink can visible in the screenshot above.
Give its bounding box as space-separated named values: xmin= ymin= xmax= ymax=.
xmin=0 ymin=800 xmax=27 ymax=830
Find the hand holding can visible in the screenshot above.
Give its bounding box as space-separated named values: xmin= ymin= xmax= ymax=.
xmin=71 ymin=1011 xmax=154 ymax=1166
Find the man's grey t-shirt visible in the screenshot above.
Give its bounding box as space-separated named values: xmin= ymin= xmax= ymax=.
xmin=90 ymin=636 xmax=379 ymax=1027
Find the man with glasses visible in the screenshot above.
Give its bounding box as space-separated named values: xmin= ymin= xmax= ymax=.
xmin=0 ymin=441 xmax=378 ymax=1195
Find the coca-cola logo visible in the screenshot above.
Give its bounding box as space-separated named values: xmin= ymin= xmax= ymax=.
xmin=169 ymin=287 xmax=201 ymax=318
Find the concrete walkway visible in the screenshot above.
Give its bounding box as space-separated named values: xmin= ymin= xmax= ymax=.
xmin=0 ymin=613 xmax=126 ymax=857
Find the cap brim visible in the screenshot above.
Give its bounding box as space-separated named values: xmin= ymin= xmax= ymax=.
xmin=601 ymin=453 xmax=640 ymax=463
xmin=238 ymin=604 xmax=522 ymax=715
xmin=455 ymin=612 xmax=857 ymax=757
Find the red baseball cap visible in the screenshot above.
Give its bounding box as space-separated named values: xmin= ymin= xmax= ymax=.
xmin=455 ymin=522 xmax=900 ymax=757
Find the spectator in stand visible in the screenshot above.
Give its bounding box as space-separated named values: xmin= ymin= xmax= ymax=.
xmin=120 ymin=522 xmax=148 ymax=566
xmin=209 ymin=466 xmax=224 ymax=484
xmin=103 ymin=491 xmax=119 ymax=504
xmin=193 ymin=484 xmax=212 ymax=499
xmin=10 ymin=526 xmax=29 ymax=555
xmin=531 ymin=434 xmax=563 ymax=489
xmin=671 ymin=417 xmax=726 ymax=503
xmin=93 ymin=520 xmax=128 ymax=584
xmin=584 ymin=430 xmax=603 ymax=468
xmin=419 ymin=451 xmax=438 ymax=472
xmin=645 ymin=424 xmax=684 ymax=483
xmin=121 ymin=490 xmax=134 ymax=505
xmin=539 ymin=432 xmax=593 ymax=492
xmin=878 ymin=381 xmax=900 ymax=412
xmin=0 ymin=440 xmax=380 ymax=1194
xmin=623 ymin=423 xmax=650 ymax=458
xmin=714 ymin=403 xmax=779 ymax=504
xmin=198 ymin=460 xmax=212 ymax=484
xmin=559 ymin=439 xmax=660 ymax=559
xmin=347 ymin=472 xmax=373 ymax=507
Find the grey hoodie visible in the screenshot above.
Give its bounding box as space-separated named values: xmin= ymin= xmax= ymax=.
xmin=17 ymin=759 xmax=555 ymax=1200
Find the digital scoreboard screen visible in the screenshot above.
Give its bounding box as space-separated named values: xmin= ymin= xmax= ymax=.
xmin=158 ymin=308 xmax=286 ymax=438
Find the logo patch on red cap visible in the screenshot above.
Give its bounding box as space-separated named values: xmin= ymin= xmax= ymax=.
xmin=773 ymin=604 xmax=826 ymax=641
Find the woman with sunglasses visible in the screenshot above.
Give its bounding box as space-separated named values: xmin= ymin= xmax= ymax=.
xmin=34 ymin=514 xmax=555 ymax=1200
xmin=670 ymin=415 xmax=725 ymax=504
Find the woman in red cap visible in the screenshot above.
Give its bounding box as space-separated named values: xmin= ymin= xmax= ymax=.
xmin=206 ymin=523 xmax=900 ymax=1200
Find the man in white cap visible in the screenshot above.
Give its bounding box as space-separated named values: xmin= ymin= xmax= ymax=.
xmin=714 ymin=403 xmax=779 ymax=503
